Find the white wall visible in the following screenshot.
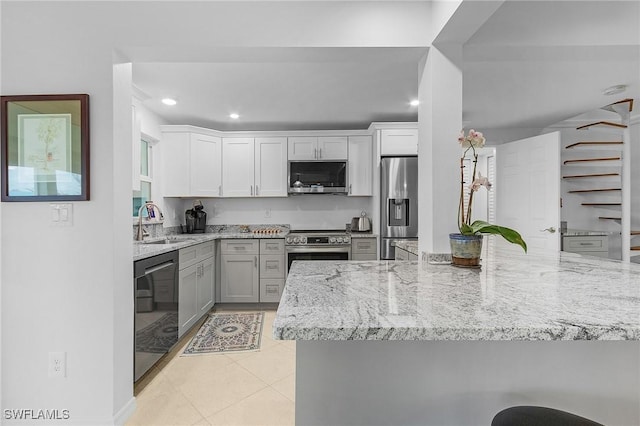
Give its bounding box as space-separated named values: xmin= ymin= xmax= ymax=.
xmin=172 ymin=197 xmax=372 ymax=231
xmin=0 ymin=2 xmax=431 ymax=423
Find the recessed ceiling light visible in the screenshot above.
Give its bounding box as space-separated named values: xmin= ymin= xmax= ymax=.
xmin=161 ymin=98 xmax=177 ymax=106
xmin=229 ymin=113 xmax=240 ymax=119
xmin=602 ymin=85 xmax=627 ymax=96
xmin=410 ymin=99 xmax=420 ymax=107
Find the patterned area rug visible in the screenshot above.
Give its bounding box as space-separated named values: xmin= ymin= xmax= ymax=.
xmin=136 ymin=312 xmax=179 ymax=354
xmin=182 ymin=312 xmax=264 ymax=355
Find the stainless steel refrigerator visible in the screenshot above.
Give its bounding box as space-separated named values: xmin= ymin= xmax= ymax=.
xmin=380 ymin=157 xmax=418 ymax=260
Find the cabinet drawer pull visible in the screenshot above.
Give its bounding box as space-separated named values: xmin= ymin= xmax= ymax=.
xmin=319 ymin=148 xmax=322 ymax=158
xmin=256 ymin=185 xmax=259 ymax=196
xmin=218 ymin=185 xmax=222 ymax=196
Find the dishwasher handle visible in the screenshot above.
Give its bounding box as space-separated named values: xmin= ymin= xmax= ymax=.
xmin=144 ymin=261 xmax=175 ymax=275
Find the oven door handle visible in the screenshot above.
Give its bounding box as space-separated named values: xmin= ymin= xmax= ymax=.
xmin=286 ymin=246 xmax=351 ymax=254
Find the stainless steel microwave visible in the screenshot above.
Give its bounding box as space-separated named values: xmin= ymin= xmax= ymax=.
xmin=288 ymin=161 xmax=348 ymax=194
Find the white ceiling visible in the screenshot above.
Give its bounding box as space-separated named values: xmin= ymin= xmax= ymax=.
xmin=131 ymin=1 xmax=640 ymax=139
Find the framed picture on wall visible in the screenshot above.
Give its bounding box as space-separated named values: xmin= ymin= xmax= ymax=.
xmin=1 ymin=94 xmax=90 ymax=201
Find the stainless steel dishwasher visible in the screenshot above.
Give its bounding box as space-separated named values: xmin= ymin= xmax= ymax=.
xmin=133 ymin=250 xmax=179 ymax=382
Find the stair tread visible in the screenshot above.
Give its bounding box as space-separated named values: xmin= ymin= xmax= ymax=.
xmin=576 ymin=121 xmax=627 ymax=130
xmin=563 ymin=173 xmax=620 ymax=179
xmin=568 ymin=188 xmax=621 ymax=193
xmin=601 ymin=98 xmax=634 ymax=113
xmin=565 ymin=141 xmax=623 ymax=149
xmin=563 ymin=157 xmax=621 ymax=165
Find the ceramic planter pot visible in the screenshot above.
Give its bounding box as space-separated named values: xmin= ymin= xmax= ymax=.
xmin=449 ymin=233 xmax=483 ymax=267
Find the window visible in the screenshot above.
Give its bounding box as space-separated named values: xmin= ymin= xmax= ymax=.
xmin=133 ymin=138 xmax=152 ymax=217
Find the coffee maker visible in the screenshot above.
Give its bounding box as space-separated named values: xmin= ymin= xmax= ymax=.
xmin=185 ymin=200 xmax=207 ymax=233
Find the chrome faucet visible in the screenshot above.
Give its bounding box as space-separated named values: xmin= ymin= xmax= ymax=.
xmin=136 ymin=202 xmax=164 ymax=241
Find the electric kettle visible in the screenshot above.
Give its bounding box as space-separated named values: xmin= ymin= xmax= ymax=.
xmin=350 ymin=211 xmax=371 ymax=232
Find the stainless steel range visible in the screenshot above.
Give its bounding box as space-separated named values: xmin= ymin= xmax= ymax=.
xmin=285 ymin=230 xmax=351 ymax=273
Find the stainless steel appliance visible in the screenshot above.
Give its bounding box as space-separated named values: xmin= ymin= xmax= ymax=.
xmin=380 ymin=157 xmax=418 ymax=260
xmin=288 ymin=161 xmax=348 ymax=194
xmin=134 ymin=251 xmax=179 ymax=382
xmin=285 ymin=230 xmax=351 ymax=272
xmin=350 ymin=211 xmax=372 ymax=233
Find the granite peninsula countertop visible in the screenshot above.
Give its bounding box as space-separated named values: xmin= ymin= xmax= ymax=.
xmin=562 ymin=229 xmax=610 ymax=237
xmin=392 ymin=239 xmax=418 ymax=255
xmin=273 ymin=237 xmax=640 ymax=341
xmin=133 ymin=225 xmax=289 ymax=261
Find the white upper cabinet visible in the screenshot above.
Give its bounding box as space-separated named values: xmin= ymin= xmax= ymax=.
xmin=222 ymin=138 xmax=255 ymax=197
xmin=162 ymin=130 xmax=222 ymax=197
xmin=222 ymin=137 xmax=287 ymax=197
xmin=255 ymin=137 xmax=288 ymax=197
xmin=190 ymin=133 xmax=222 ymax=197
xmin=317 ymin=136 xmax=348 ymax=160
xmin=380 ymin=128 xmax=418 ymax=156
xmin=348 ymin=135 xmax=373 ymax=196
xmin=288 ymin=136 xmax=347 ymax=160
xmin=288 ymin=137 xmax=317 ymax=160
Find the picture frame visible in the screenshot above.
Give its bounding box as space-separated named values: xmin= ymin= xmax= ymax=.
xmin=1 ymin=94 xmax=90 ymax=201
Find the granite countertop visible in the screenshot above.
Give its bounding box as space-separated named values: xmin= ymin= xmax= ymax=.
xmin=133 ymin=225 xmax=289 ymax=261
xmin=392 ymin=240 xmax=418 ymax=255
xmin=562 ymin=229 xmax=610 ymax=237
xmin=273 ymin=237 xmax=640 ymax=341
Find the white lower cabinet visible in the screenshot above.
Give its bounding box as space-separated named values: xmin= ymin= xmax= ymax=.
xmin=220 ymin=240 xmax=260 ymax=303
xmin=562 ymin=235 xmax=609 ymax=258
xmin=259 ymin=239 xmax=285 ymax=302
xmin=220 ymin=239 xmax=285 ymax=303
xmin=351 ymin=237 xmax=378 ymax=260
xmin=178 ymin=241 xmax=215 ymax=338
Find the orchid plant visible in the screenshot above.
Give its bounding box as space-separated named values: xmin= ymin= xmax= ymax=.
xmin=457 ymin=129 xmax=527 ymax=252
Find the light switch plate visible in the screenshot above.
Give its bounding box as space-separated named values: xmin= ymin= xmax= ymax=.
xmin=50 ymin=203 xmax=73 ymax=227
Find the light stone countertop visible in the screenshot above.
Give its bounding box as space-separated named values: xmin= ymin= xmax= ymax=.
xmin=392 ymin=239 xmax=418 ymax=255
xmin=562 ymin=229 xmax=610 ymax=237
xmin=133 ymin=226 xmax=289 ymax=261
xmin=273 ymin=237 xmax=640 ymax=341
xmin=349 ymin=233 xmax=378 ymax=238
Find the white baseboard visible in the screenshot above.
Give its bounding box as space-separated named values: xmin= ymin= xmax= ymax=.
xmin=113 ymin=397 xmax=137 ymax=426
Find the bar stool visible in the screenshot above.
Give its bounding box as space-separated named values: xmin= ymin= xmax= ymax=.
xmin=491 ymin=406 xmax=604 ymax=426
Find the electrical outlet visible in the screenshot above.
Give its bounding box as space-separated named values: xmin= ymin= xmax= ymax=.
xmin=48 ymin=352 xmax=66 ymax=378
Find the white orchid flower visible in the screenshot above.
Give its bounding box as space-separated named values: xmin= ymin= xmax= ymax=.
xmin=469 ymin=172 xmax=492 ymax=192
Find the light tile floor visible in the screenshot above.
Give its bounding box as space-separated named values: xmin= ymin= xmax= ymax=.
xmin=127 ymin=307 xmax=295 ymax=426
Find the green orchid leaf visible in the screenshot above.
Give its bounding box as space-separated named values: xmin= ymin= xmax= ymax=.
xmin=468 ymin=220 xmax=528 ymax=252
xmin=459 ymin=223 xmax=473 ymax=235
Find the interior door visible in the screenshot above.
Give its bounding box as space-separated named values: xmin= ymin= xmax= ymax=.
xmin=496 ymin=132 xmax=561 ymax=252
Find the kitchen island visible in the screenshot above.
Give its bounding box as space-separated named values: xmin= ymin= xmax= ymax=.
xmin=273 ymin=237 xmax=640 ymax=425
